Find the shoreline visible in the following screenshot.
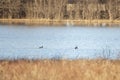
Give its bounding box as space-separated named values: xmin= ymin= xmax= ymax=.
xmin=0 ymin=19 xmax=120 ymax=26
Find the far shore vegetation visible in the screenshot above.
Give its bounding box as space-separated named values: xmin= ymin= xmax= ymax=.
xmin=0 ymin=0 xmax=120 ymax=26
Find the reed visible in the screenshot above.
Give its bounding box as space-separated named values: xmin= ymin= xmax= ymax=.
xmin=0 ymin=59 xmax=120 ymax=80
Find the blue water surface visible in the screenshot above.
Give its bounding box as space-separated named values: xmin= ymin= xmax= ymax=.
xmin=0 ymin=25 xmax=120 ymax=60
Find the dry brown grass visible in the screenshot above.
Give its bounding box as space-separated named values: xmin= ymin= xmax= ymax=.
xmin=0 ymin=59 xmax=120 ymax=80
xmin=0 ymin=19 xmax=120 ymax=26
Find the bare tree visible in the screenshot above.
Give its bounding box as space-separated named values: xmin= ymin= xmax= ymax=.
xmin=0 ymin=0 xmax=119 ymax=20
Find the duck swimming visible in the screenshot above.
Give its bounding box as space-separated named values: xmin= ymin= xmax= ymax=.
xmin=75 ymin=46 xmax=78 ymax=49
xmin=39 ymin=46 xmax=43 ymax=49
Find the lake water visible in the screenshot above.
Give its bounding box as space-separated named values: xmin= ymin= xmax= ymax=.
xmin=0 ymin=25 xmax=120 ymax=60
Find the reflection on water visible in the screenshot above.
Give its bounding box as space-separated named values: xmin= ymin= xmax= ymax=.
xmin=0 ymin=25 xmax=120 ymax=60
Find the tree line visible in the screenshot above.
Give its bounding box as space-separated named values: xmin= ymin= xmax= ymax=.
xmin=0 ymin=0 xmax=120 ymax=20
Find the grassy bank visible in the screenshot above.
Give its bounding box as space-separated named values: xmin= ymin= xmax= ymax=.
xmin=0 ymin=59 xmax=120 ymax=80
xmin=0 ymin=19 xmax=120 ymax=26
